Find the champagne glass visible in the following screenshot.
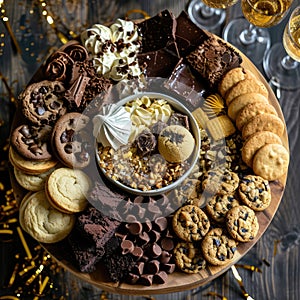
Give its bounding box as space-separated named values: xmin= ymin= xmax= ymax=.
xmin=223 ymin=0 xmax=294 ymax=65
xmin=263 ymin=6 xmax=300 ymax=90
xmin=188 ymin=0 xmax=239 ymax=36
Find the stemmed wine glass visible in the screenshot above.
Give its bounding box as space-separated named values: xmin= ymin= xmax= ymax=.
xmin=263 ymin=5 xmax=300 ymax=91
xmin=223 ymin=0 xmax=294 ymax=65
xmin=188 ymin=0 xmax=239 ymax=36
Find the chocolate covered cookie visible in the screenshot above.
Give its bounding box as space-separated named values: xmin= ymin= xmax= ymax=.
xmin=11 ymin=124 xmax=53 ymax=161
xmin=52 ymin=112 xmax=91 ymax=168
xmin=20 ymin=80 xmax=66 ymax=126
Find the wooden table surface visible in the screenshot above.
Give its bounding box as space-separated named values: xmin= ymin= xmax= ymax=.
xmin=1 ymin=1 xmax=299 ymax=299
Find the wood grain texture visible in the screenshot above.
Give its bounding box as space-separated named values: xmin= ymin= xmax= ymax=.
xmin=1 ymin=0 xmax=300 ymax=299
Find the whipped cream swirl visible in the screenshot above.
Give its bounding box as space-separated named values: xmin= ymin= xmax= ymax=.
xmin=93 ymin=104 xmax=132 ymax=150
xmin=81 ymin=19 xmax=142 ymax=81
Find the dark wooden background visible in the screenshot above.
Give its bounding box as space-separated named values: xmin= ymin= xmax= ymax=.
xmin=1 ymin=0 xmax=300 ymax=299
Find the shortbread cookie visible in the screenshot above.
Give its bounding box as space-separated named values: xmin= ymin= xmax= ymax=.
xmin=252 ymin=144 xmax=289 ymax=181
xmin=206 ymin=115 xmax=236 ymax=141
xmin=206 ymin=193 xmax=240 ymax=223
xmin=226 ymin=205 xmax=259 ymax=242
xmin=46 ymin=167 xmax=91 ymax=213
xmin=227 ymin=93 xmax=269 ymax=121
xmin=9 ymin=146 xmax=58 ymax=175
xmin=238 ymin=175 xmax=271 ymax=211
xmin=18 ymin=191 xmax=33 ymax=231
xmin=14 ymin=166 xmax=56 ymax=192
xmin=20 ymin=190 xmax=75 ymax=243
xmin=51 ymin=112 xmax=91 ymax=169
xmin=241 ymin=131 xmax=282 ymax=168
xmin=201 ymin=227 xmax=238 ymax=266
xmin=192 ymin=107 xmax=209 ymax=129
xmin=225 ymin=77 xmax=269 ymax=106
xmin=236 ymin=101 xmax=278 ymax=131
xmin=172 ymin=205 xmax=210 ymax=242
xmin=173 ymin=241 xmax=206 ymax=273
xmin=20 ymin=80 xmax=66 ymax=126
xmin=242 ymin=114 xmax=284 ymax=140
xmin=218 ymin=67 xmax=254 ymax=98
xmin=202 ymin=168 xmax=239 ymax=195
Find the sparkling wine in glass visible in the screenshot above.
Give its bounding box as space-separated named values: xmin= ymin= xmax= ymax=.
xmin=263 ymin=5 xmax=300 ymax=91
xmin=223 ymin=0 xmax=294 ymax=65
xmin=188 ymin=0 xmax=238 ymax=36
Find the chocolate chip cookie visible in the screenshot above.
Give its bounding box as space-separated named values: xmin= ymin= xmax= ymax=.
xmin=226 ymin=205 xmax=259 ymax=242
xmin=201 ymin=227 xmax=238 ymax=266
xmin=21 ymin=80 xmax=66 ymax=126
xmin=238 ymin=175 xmax=271 ymax=211
xmin=51 ymin=112 xmax=91 ymax=169
xmin=206 ymin=193 xmax=240 ymax=223
xmin=173 ymin=241 xmax=206 ymax=273
xmin=202 ymin=168 xmax=239 ymax=195
xmin=172 ymin=205 xmax=210 ymax=242
xmin=11 ymin=124 xmax=53 ymax=161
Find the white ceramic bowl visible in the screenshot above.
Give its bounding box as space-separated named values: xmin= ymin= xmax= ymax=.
xmin=95 ymin=92 xmax=201 ymax=196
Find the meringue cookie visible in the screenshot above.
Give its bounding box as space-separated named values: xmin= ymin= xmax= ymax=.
xmin=93 ymin=104 xmax=132 ymax=150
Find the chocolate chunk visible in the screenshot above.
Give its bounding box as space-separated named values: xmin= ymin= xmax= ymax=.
xmin=164 ymin=58 xmax=207 ymax=108
xmin=126 ymin=273 xmax=139 ymax=284
xmin=160 ymin=263 xmax=176 ymax=274
xmin=146 ymin=260 xmax=160 ymax=274
xmin=138 ymin=48 xmax=180 ymax=78
xmin=174 ymin=11 xmax=209 ymax=56
xmin=160 ymin=250 xmax=172 ymax=264
xmin=138 ymin=10 xmax=177 ymax=53
xmin=132 ymin=246 xmax=143 ymax=260
xmin=153 ymin=217 xmax=168 ymax=232
xmin=121 ymin=239 xmax=134 ymax=254
xmin=132 ymin=261 xmax=145 ymax=275
xmin=138 ymin=274 xmax=153 ymax=286
xmin=127 ymin=222 xmax=143 ymax=235
xmin=146 ymin=242 xmax=162 ymax=258
xmin=154 ymin=271 xmax=168 ymax=284
xmin=160 ymin=237 xmax=174 ymax=251
xmin=169 ymin=113 xmax=190 ymax=130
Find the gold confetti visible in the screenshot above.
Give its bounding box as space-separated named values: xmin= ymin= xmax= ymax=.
xmin=17 ymin=226 xmax=33 ymax=260
xmin=125 ymin=9 xmax=150 ymax=20
xmin=203 ymin=94 xmax=226 ymax=117
xmin=235 ymin=263 xmax=262 ymax=273
xmin=205 ymin=291 xmax=228 ymax=300
xmin=0 ymin=0 xmax=22 ymax=54
xmin=231 ymin=265 xmax=254 ymax=300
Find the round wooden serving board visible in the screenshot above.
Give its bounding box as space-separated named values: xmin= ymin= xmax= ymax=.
xmin=10 ymin=38 xmax=289 ymax=295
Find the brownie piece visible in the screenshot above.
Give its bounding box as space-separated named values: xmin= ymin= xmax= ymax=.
xmin=77 ymin=206 xmax=121 ymax=249
xmin=187 ymin=36 xmax=242 ymax=89
xmin=68 ymin=229 xmax=105 ymax=273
